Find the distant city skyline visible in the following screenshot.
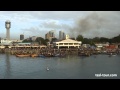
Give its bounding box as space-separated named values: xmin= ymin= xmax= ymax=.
xmin=0 ymin=11 xmax=120 ymax=40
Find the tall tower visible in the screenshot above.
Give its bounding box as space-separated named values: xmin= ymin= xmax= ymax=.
xmin=5 ymin=20 xmax=11 ymax=40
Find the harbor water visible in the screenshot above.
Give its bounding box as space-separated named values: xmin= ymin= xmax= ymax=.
xmin=0 ymin=53 xmax=120 ymax=79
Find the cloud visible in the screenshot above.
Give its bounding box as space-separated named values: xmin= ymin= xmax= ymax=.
xmin=1 ymin=11 xmax=120 ymax=39
xmin=40 ymin=20 xmax=71 ymax=30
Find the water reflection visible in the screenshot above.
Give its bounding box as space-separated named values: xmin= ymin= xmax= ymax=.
xmin=4 ymin=53 xmax=11 ymax=79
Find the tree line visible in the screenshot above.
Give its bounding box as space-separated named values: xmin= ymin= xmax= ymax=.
xmin=75 ymin=34 xmax=120 ymax=45
xmin=22 ymin=34 xmax=120 ymax=45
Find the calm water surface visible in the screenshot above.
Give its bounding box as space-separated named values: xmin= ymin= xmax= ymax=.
xmin=0 ymin=53 xmax=120 ymax=79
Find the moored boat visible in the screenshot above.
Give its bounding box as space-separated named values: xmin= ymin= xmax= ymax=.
xmin=30 ymin=54 xmax=38 ymax=57
xmin=54 ymin=53 xmax=66 ymax=57
xmin=108 ymin=53 xmax=117 ymax=57
xmin=54 ymin=54 xmax=60 ymax=57
xmin=39 ymin=54 xmax=46 ymax=58
xmin=16 ymin=54 xmax=30 ymax=57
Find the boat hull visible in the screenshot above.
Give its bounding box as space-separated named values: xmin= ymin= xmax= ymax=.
xmin=16 ymin=54 xmax=30 ymax=57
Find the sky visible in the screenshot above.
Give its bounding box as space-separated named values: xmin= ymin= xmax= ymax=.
xmin=0 ymin=11 xmax=120 ymax=40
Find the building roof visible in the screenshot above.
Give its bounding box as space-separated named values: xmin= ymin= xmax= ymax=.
xmin=55 ymin=39 xmax=82 ymax=43
xmin=18 ymin=43 xmax=31 ymax=45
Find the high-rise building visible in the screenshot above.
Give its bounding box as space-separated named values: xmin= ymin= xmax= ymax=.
xmin=20 ymin=34 xmax=24 ymax=40
xmin=0 ymin=37 xmax=1 ymax=43
xmin=63 ymin=32 xmax=65 ymax=40
xmin=31 ymin=36 xmax=37 ymax=41
xmin=49 ymin=30 xmax=55 ymax=37
xmin=59 ymin=31 xmax=65 ymax=40
xmin=59 ymin=31 xmax=62 ymax=40
xmin=45 ymin=33 xmax=50 ymax=40
xmin=45 ymin=30 xmax=55 ymax=42
xmin=5 ymin=20 xmax=11 ymax=40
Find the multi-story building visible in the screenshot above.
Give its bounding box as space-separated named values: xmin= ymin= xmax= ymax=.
xmin=49 ymin=30 xmax=55 ymax=37
xmin=20 ymin=34 xmax=24 ymax=40
xmin=0 ymin=37 xmax=1 ymax=43
xmin=31 ymin=36 xmax=37 ymax=41
xmin=45 ymin=33 xmax=50 ymax=40
xmin=59 ymin=31 xmax=65 ymax=40
xmin=45 ymin=30 xmax=55 ymax=42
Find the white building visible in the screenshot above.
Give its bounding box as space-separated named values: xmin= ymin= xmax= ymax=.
xmin=0 ymin=39 xmax=12 ymax=45
xmin=53 ymin=39 xmax=82 ymax=49
xmin=95 ymin=43 xmax=109 ymax=48
xmin=82 ymin=44 xmax=91 ymax=48
xmin=65 ymin=35 xmax=69 ymax=39
xmin=29 ymin=36 xmax=37 ymax=41
xmin=45 ymin=30 xmax=55 ymax=42
xmin=0 ymin=38 xmax=22 ymax=45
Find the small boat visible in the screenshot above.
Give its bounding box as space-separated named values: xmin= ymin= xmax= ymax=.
xmin=109 ymin=53 xmax=117 ymax=57
xmin=112 ymin=53 xmax=117 ymax=56
xmin=39 ymin=54 xmax=45 ymax=58
xmin=112 ymin=55 xmax=117 ymax=56
xmin=16 ymin=54 xmax=30 ymax=57
xmin=59 ymin=54 xmax=66 ymax=57
xmin=46 ymin=67 xmax=49 ymax=71
xmin=31 ymin=54 xmax=38 ymax=57
xmin=54 ymin=53 xmax=66 ymax=57
xmin=54 ymin=54 xmax=60 ymax=57
xmin=78 ymin=53 xmax=90 ymax=57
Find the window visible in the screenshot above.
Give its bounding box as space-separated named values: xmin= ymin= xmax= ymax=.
xmin=74 ymin=43 xmax=78 ymax=45
xmin=69 ymin=43 xmax=73 ymax=45
xmin=59 ymin=43 xmax=63 ymax=45
xmin=64 ymin=43 xmax=68 ymax=45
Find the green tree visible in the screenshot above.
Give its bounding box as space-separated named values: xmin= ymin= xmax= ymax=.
xmin=51 ymin=38 xmax=58 ymax=43
xmin=35 ymin=37 xmax=46 ymax=45
xmin=70 ymin=37 xmax=75 ymax=40
xmin=82 ymin=38 xmax=90 ymax=44
xmin=99 ymin=37 xmax=109 ymax=43
xmin=45 ymin=39 xmax=49 ymax=42
xmin=92 ymin=37 xmax=100 ymax=43
xmin=22 ymin=39 xmax=32 ymax=43
xmin=76 ymin=35 xmax=84 ymax=41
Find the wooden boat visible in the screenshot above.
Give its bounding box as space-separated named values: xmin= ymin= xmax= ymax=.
xmin=39 ymin=54 xmax=46 ymax=58
xmin=54 ymin=53 xmax=66 ymax=57
xmin=54 ymin=54 xmax=60 ymax=57
xmin=16 ymin=54 xmax=30 ymax=57
xmin=59 ymin=54 xmax=66 ymax=57
xmin=30 ymin=54 xmax=38 ymax=57
xmin=78 ymin=52 xmax=90 ymax=57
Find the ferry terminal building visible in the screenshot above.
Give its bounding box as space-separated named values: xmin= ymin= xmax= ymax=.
xmin=53 ymin=39 xmax=82 ymax=49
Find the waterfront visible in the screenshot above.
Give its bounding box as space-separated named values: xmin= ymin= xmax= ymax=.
xmin=0 ymin=53 xmax=120 ymax=79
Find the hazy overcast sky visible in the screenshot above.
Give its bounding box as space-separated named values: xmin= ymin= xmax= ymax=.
xmin=0 ymin=11 xmax=120 ymax=40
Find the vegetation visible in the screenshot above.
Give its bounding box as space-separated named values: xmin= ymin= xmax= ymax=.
xmin=22 ymin=39 xmax=32 ymax=43
xmin=22 ymin=34 xmax=120 ymax=45
xmin=76 ymin=34 xmax=120 ymax=45
xmin=51 ymin=38 xmax=58 ymax=43
xmin=35 ymin=37 xmax=49 ymax=45
xmin=22 ymin=37 xmax=49 ymax=45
